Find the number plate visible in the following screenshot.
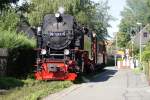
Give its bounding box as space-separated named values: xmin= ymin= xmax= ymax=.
xmin=48 ymin=32 xmax=66 ymax=37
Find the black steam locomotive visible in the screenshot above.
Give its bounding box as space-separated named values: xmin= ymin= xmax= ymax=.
xmin=34 ymin=12 xmax=105 ymax=80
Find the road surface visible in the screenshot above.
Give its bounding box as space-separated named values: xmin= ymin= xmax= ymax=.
xmin=44 ymin=67 xmax=150 ymax=100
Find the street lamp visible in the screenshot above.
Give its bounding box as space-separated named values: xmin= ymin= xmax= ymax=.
xmin=136 ymin=22 xmax=142 ymax=63
xmin=131 ymin=36 xmax=134 ymax=58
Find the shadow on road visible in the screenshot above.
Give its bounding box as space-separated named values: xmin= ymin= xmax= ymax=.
xmin=90 ymin=68 xmax=117 ymax=82
xmin=73 ymin=67 xmax=118 ymax=84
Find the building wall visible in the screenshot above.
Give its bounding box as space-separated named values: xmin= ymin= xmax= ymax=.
xmin=134 ymin=30 xmax=150 ymax=47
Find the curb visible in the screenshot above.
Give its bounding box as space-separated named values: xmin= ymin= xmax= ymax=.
xmin=43 ymin=84 xmax=82 ymax=100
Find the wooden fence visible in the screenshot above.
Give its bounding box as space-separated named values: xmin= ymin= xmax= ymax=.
xmin=0 ymin=48 xmax=8 ymax=76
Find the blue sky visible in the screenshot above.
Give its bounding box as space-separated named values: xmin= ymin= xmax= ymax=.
xmin=107 ymin=0 xmax=126 ymax=37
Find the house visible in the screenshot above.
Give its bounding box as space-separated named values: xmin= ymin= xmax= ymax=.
xmin=17 ymin=16 xmax=36 ymax=38
xmin=133 ymin=24 xmax=150 ymax=48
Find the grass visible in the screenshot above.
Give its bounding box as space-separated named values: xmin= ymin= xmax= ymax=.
xmin=0 ymin=69 xmax=105 ymax=100
xmin=0 ymin=68 xmax=105 ymax=100
xmin=0 ymin=77 xmax=73 ymax=100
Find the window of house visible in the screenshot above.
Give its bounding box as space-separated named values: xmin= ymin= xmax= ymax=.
xmin=143 ymin=32 xmax=148 ymax=37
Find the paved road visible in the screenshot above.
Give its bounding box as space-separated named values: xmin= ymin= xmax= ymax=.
xmin=44 ymin=67 xmax=150 ymax=100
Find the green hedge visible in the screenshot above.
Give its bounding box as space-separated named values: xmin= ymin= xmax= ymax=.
xmin=0 ymin=77 xmax=24 ymax=89
xmin=142 ymin=61 xmax=150 ymax=80
xmin=141 ymin=42 xmax=150 ymax=80
xmin=7 ymin=48 xmax=36 ymax=78
xmin=0 ymin=29 xmax=35 ymax=49
xmin=0 ymin=28 xmax=36 ymax=78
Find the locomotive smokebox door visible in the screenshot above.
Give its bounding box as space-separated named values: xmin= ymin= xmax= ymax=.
xmin=42 ymin=14 xmax=74 ymax=50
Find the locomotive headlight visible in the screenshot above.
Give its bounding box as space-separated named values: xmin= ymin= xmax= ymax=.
xmin=64 ymin=49 xmax=70 ymax=55
xmin=55 ymin=13 xmax=60 ymax=18
xmin=41 ymin=49 xmax=46 ymax=55
xmin=37 ymin=26 xmax=41 ymax=33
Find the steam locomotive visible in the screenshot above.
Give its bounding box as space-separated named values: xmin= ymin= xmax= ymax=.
xmin=34 ymin=12 xmax=106 ymax=80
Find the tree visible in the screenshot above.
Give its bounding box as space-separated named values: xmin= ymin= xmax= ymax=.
xmin=118 ymin=0 xmax=150 ymax=48
xmin=91 ymin=0 xmax=113 ymax=40
xmin=0 ymin=9 xmax=19 ymax=31
xmin=26 ymin=0 xmax=95 ymax=26
xmin=117 ymin=32 xmax=130 ymax=48
xmin=0 ymin=0 xmax=19 ymax=10
xmin=26 ymin=0 xmax=112 ymax=40
xmin=126 ymin=40 xmax=139 ymax=56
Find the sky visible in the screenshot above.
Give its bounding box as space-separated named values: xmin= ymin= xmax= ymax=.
xmin=18 ymin=0 xmax=126 ymax=38
xmin=106 ymin=0 xmax=126 ymax=37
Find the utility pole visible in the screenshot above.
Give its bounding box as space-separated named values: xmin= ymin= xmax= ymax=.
xmin=136 ymin=22 xmax=142 ymax=63
xmin=115 ymin=32 xmax=118 ymax=67
xmin=139 ymin=30 xmax=142 ymax=62
xmin=131 ymin=37 xmax=134 ymax=58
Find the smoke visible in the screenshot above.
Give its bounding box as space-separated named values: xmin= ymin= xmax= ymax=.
xmin=58 ymin=7 xmax=65 ymax=14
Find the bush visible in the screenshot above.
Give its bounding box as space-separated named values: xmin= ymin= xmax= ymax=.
xmin=7 ymin=48 xmax=36 ymax=78
xmin=142 ymin=51 xmax=150 ymax=61
xmin=0 ymin=77 xmax=24 ymax=89
xmin=0 ymin=8 xmax=36 ymax=78
xmin=0 ymin=28 xmax=36 ymax=78
xmin=0 ymin=29 xmax=35 ymax=49
xmin=142 ymin=41 xmax=150 ymax=61
xmin=141 ymin=42 xmax=150 ymax=80
xmin=141 ymin=61 xmax=150 ymax=80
